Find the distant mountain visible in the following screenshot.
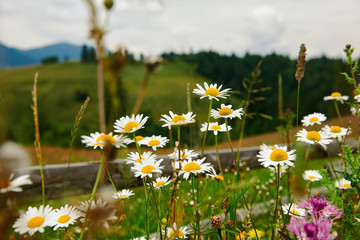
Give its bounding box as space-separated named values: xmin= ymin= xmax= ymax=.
xmin=0 ymin=42 xmax=83 ymax=68
xmin=0 ymin=43 xmax=37 ymax=68
xmin=22 ymin=42 xmax=82 ymax=62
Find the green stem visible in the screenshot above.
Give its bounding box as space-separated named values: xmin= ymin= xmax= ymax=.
xmin=225 ymin=118 xmax=237 ymax=167
xmin=201 ymin=99 xmax=213 ymax=157
xmin=147 ymin=177 xmax=163 ymax=240
xmin=191 ymin=173 xmax=198 ymax=240
xmin=334 ymin=101 xmax=342 ymax=122
xmin=303 ymin=144 xmax=312 ymax=168
xmin=90 ymin=151 xmax=105 ymax=199
xmin=307 ymin=182 xmax=313 ymax=198
xmin=143 ymin=178 xmax=150 ymax=240
xmin=271 ymin=165 xmax=281 ymax=240
xmin=215 ymin=135 xmax=226 ymax=188
xmin=132 ymin=132 xmax=142 ymax=155
xmin=296 ymin=83 xmax=300 ymax=132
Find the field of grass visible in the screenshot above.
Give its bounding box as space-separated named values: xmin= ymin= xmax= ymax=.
xmin=0 ymin=61 xmax=217 ymax=147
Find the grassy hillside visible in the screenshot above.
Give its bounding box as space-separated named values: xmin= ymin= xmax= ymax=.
xmin=0 ymin=61 xmax=218 ymax=147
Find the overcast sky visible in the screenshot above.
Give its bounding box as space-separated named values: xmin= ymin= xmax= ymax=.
xmin=1 ymin=0 xmax=360 ymax=59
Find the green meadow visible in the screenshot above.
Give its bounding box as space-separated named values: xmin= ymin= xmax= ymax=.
xmin=0 ymin=61 xmax=213 ymax=147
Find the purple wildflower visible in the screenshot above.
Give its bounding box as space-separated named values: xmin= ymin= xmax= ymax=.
xmin=298 ymin=195 xmax=342 ymax=218
xmin=287 ymin=215 xmax=333 ymax=240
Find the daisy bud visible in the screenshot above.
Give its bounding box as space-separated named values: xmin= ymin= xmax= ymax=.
xmin=222 ymin=197 xmax=230 ymax=210
xmin=211 ymin=216 xmax=222 ymax=229
xmin=226 ymin=219 xmax=234 ymax=228
xmin=104 ymin=0 xmax=113 ymax=10
xmin=295 ymin=43 xmax=307 ymax=84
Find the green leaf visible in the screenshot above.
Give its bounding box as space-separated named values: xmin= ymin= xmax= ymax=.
xmin=340 ymin=72 xmax=354 ymax=84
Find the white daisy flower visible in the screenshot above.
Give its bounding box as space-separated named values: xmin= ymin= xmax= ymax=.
xmin=77 ymin=198 xmax=117 ymax=229
xmin=321 ymin=125 xmax=350 ymax=140
xmin=152 ymin=176 xmax=172 ymax=189
xmin=335 ymin=178 xmax=352 ymax=189
xmin=256 ymin=144 xmax=296 ymax=168
xmin=124 ymin=135 xmax=145 ymax=145
xmin=354 ymin=94 xmax=360 ymax=102
xmin=177 ymin=158 xmax=213 ymax=180
xmin=164 ymin=223 xmax=190 ymax=239
xmin=303 ymin=170 xmax=323 ymax=182
xmin=13 ymin=205 xmax=54 ymax=236
xmin=210 ymin=104 xmax=243 ymax=119
xmin=126 ymin=151 xmax=156 ymax=165
xmin=193 ymin=82 xmax=231 ymax=101
xmin=131 ymin=157 xmax=164 ymax=178
xmin=160 ymin=111 xmax=196 ymax=128
xmin=206 ymin=168 xmax=224 ymax=182
xmin=323 ymin=92 xmax=349 ymax=103
xmin=114 ymin=114 xmax=149 ymax=133
xmin=282 ymin=203 xmax=306 ymax=218
xmin=48 ymin=204 xmax=81 ymax=230
xmin=168 ymin=149 xmax=199 ymax=161
xmin=113 ymin=189 xmax=135 ymax=199
xmin=200 ymin=122 xmax=230 ymax=135
xmin=296 ymin=129 xmax=332 ymax=149
xmin=0 ymin=174 xmax=32 ymax=193
xmin=301 ymin=112 xmax=327 ymax=127
xmin=81 ymin=132 xmax=128 ymax=149
xmin=138 ymin=135 xmax=169 ymax=151
xmin=350 ymin=106 xmax=360 ymax=116
xmin=132 ymin=237 xmax=147 ymax=240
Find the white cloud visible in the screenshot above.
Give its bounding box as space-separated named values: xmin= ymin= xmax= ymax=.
xmin=1 ymin=0 xmax=360 ymax=58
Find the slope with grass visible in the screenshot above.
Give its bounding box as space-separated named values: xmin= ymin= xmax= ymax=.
xmin=0 ymin=61 xmax=211 ymax=147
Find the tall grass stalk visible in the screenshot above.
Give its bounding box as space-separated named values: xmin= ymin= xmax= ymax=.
xmin=85 ymin=0 xmax=107 ymax=132
xmin=295 ymin=43 xmax=307 ymax=132
xmin=64 ymin=97 xmax=90 ymax=198
xmin=31 ymin=72 xmax=45 ymax=206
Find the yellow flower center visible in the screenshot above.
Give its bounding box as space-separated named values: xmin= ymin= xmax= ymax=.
xmin=309 ymin=117 xmax=319 ymax=122
xmin=306 ymin=131 xmax=321 ymax=141
xmin=27 ymin=216 xmax=44 ymax=228
xmin=269 ymin=149 xmax=288 ymax=162
xmin=148 ymin=139 xmax=161 ymax=146
xmin=270 ymin=147 xmax=277 ymax=150
xmin=205 ymin=87 xmax=220 ymax=97
xmin=134 ymin=136 xmax=144 ymax=141
xmin=330 ymin=126 xmax=342 ymax=133
xmin=57 ymin=215 xmax=71 ymax=224
xmin=331 ymin=92 xmax=342 ymax=97
xmin=156 ymin=181 xmax=166 ymax=187
xmin=290 ymin=210 xmax=299 ymax=215
xmin=169 ymin=230 xmax=184 ymax=238
xmin=0 ymin=178 xmax=10 ymax=189
xmin=180 ymin=153 xmax=188 ymax=159
xmin=215 ymin=175 xmax=224 ymax=181
xmin=124 ymin=122 xmax=139 ymax=132
xmin=171 ymin=115 xmax=186 ymax=123
xmin=136 ymin=157 xmax=144 ymax=163
xmin=344 ymin=183 xmax=351 ymax=188
xmin=309 ymin=176 xmax=317 ymax=180
xmin=184 ymin=162 xmax=201 ymax=172
xmin=96 ymin=134 xmax=116 ymax=145
xmin=120 ymin=195 xmax=127 ymax=198
xmin=219 ymin=107 xmax=233 ymax=116
xmin=210 ymin=125 xmax=222 ymax=131
xmin=141 ymin=165 xmax=155 ymax=174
